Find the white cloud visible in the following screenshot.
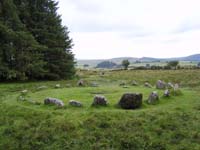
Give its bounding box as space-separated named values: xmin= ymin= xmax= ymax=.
xmin=58 ymin=0 xmax=200 ymax=59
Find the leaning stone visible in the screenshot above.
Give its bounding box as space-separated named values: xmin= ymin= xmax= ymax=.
xmin=44 ymin=97 xmax=64 ymax=107
xmin=118 ymin=93 xmax=143 ymax=109
xmin=163 ymin=89 xmax=170 ymax=97
xmin=147 ymin=91 xmax=159 ymax=104
xmin=156 ymin=80 xmax=166 ymax=89
xmin=69 ymin=100 xmax=82 ymax=107
xmin=92 ymin=95 xmax=107 ymax=106
xmin=144 ymin=82 xmax=152 ymax=88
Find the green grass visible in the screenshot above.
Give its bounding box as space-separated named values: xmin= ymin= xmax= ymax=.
xmin=0 ymin=70 xmax=200 ymax=149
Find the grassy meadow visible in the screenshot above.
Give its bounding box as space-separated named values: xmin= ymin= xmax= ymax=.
xmin=0 ymin=69 xmax=200 ymax=149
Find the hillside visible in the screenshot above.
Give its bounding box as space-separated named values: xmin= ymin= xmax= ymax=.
xmin=77 ymin=54 xmax=200 ymax=67
xmin=1 ymin=70 xmax=200 ymax=149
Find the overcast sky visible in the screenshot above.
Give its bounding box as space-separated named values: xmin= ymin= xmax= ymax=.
xmin=58 ymin=0 xmax=200 ymax=59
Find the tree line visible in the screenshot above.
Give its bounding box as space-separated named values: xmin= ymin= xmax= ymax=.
xmin=0 ymin=0 xmax=75 ymax=81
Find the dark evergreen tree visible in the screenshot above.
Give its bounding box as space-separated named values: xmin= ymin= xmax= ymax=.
xmin=0 ymin=0 xmax=75 ymax=81
xmin=0 ymin=0 xmax=45 ymax=80
xmin=14 ymin=0 xmax=75 ymax=80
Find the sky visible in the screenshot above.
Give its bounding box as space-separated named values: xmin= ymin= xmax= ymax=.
xmin=57 ymin=0 xmax=200 ymax=59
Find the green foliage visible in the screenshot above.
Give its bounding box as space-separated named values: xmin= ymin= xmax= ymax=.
xmin=122 ymin=59 xmax=130 ymax=70
xmin=96 ymin=61 xmax=117 ymax=69
xmin=0 ymin=0 xmax=75 ymax=81
xmin=167 ymin=61 xmax=179 ymax=69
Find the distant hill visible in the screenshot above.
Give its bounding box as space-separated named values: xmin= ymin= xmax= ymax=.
xmin=77 ymin=54 xmax=200 ymax=67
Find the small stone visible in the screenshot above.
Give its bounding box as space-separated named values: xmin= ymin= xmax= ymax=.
xmin=92 ymin=95 xmax=107 ymax=106
xmin=21 ymin=90 xmax=28 ymax=96
xmin=69 ymin=100 xmax=82 ymax=107
xmin=55 ymin=84 xmax=61 ymax=88
xmin=44 ymin=97 xmax=64 ymax=107
xmin=144 ymin=82 xmax=152 ymax=88
xmin=18 ymin=96 xmax=26 ymax=101
xmin=77 ymin=79 xmax=84 ymax=86
xmin=167 ymin=82 xmax=174 ymax=89
xmin=131 ymin=80 xmax=138 ymax=86
xmin=164 ymin=89 xmax=170 ymax=97
xmin=147 ymin=91 xmax=159 ymax=104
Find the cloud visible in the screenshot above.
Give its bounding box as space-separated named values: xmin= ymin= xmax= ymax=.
xmin=58 ymin=0 xmax=200 ymax=59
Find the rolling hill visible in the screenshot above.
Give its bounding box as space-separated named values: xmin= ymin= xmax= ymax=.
xmin=77 ymin=54 xmax=200 ymax=67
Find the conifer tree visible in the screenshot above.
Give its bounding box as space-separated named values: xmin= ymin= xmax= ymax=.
xmin=0 ymin=0 xmax=45 ymax=80
xmin=15 ymin=0 xmax=75 ymax=80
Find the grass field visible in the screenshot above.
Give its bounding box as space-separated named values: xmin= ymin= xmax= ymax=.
xmin=0 ymin=69 xmax=200 ymax=149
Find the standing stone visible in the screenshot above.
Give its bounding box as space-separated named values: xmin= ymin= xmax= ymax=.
xmin=44 ymin=97 xmax=64 ymax=107
xmin=69 ymin=100 xmax=82 ymax=107
xmin=118 ymin=93 xmax=143 ymax=109
xmin=163 ymin=89 xmax=170 ymax=97
xmin=147 ymin=91 xmax=159 ymax=104
xmin=156 ymin=80 xmax=166 ymax=89
xmin=92 ymin=95 xmax=107 ymax=106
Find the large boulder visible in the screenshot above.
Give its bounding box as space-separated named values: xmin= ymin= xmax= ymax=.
xmin=69 ymin=100 xmax=82 ymax=107
xmin=44 ymin=97 xmax=64 ymax=107
xmin=156 ymin=80 xmax=166 ymax=89
xmin=92 ymin=95 xmax=107 ymax=106
xmin=118 ymin=93 xmax=143 ymax=109
xmin=147 ymin=91 xmax=159 ymax=104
